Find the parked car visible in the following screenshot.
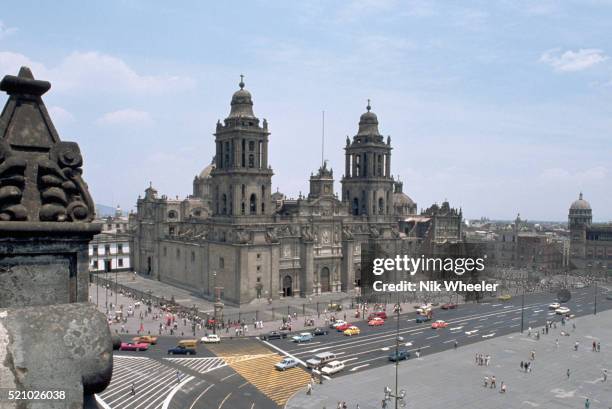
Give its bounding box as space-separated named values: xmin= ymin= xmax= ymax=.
xmin=415 ymin=315 xmax=431 ymax=323
xmin=312 ymin=327 xmax=328 ymax=336
xmin=167 ymin=345 xmax=196 ymax=355
xmin=132 ymin=335 xmax=158 ymax=345
xmin=441 ymin=303 xmax=457 ymax=310
xmin=388 ymin=349 xmax=410 ymax=362
xmin=343 ymin=326 xmax=361 ymax=336
xmin=120 ymin=342 xmax=149 ymax=351
xmin=292 ymin=332 xmax=314 ymax=343
xmin=262 ymin=331 xmax=288 ymax=341
xmin=275 ymin=357 xmax=299 ymax=371
xmin=321 ymin=360 xmax=345 ymax=376
xmin=368 ymin=317 xmax=385 ymax=326
xmin=200 ymin=334 xmax=221 ymax=343
xmin=431 ymin=320 xmax=448 ymax=329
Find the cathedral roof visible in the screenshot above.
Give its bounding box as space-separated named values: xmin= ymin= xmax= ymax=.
xmin=198 ymin=158 xmax=216 ymax=179
xmin=394 ymin=191 xmax=415 ymax=206
xmin=570 ymin=192 xmax=591 ymax=211
xmin=228 ymin=75 xmax=255 ymax=119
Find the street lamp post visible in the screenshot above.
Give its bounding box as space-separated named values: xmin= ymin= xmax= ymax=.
xmin=520 ymin=286 xmax=525 ymax=333
xmin=381 ymin=297 xmax=406 ymax=408
xmin=594 ymin=280 xmax=597 ymax=315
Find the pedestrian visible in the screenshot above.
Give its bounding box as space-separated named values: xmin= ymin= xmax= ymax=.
xmin=585 ymin=398 xmax=590 ymax=409
xmin=483 ymin=376 xmax=489 ymax=388
xmin=555 ymin=339 xmax=559 ymax=349
xmin=574 ymin=341 xmax=579 ymax=351
xmin=454 ymin=340 xmax=458 ymax=349
xmin=572 ymin=322 xmax=576 ymax=332
xmin=603 ymin=369 xmax=608 ymax=382
xmin=593 ymin=341 xmax=596 ymax=352
xmin=491 ymin=376 xmax=496 ymax=389
xmin=597 ymin=342 xmax=601 ymax=352
xmin=176 ymin=370 xmax=182 ymax=384
xmin=567 ymin=368 xmax=571 ymax=379
xmin=520 ymin=361 xmax=524 ymax=371
xmin=306 ymin=382 xmax=312 ymax=395
xmin=130 ymin=382 xmax=135 ymax=396
xmin=500 ymin=382 xmax=506 ymax=393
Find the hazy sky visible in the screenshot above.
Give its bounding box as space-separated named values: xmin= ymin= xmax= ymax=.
xmin=1 ymin=1 xmax=611 ymax=221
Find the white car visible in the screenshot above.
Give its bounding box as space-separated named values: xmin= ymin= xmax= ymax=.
xmin=555 ymin=307 xmax=571 ymax=315
xmin=321 ymin=360 xmax=345 ymax=375
xmin=548 ymin=302 xmax=561 ymax=309
xmin=200 ymin=334 xmax=221 ymax=343
xmin=331 ymin=320 xmax=347 ymax=328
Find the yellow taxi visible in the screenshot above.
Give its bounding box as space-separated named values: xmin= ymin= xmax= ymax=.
xmin=343 ymin=326 xmax=361 ymax=336
xmin=132 ymin=335 xmax=158 ymax=345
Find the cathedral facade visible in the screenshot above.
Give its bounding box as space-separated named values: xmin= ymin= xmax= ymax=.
xmin=130 ymin=79 xmax=462 ymax=304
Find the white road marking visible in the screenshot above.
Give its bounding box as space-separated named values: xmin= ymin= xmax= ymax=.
xmin=425 ymin=335 xmax=439 ymax=340
xmin=449 ymin=326 xmax=463 ymax=331
xmin=350 ymin=364 xmax=370 ymax=371
xmin=465 ymin=330 xmax=479 ymax=335
xmin=482 ymin=333 xmax=495 ymax=338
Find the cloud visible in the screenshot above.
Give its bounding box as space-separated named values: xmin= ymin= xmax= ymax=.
xmin=0 ymin=21 xmax=17 ymax=39
xmin=48 ymin=106 xmax=75 ymax=125
xmin=0 ymin=51 xmax=194 ymax=94
xmin=540 ymin=48 xmax=608 ymax=72
xmin=95 ymin=109 xmax=153 ymax=126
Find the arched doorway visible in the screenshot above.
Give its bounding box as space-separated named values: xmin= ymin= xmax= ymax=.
xmin=320 ymin=267 xmax=330 ymax=292
xmin=283 ymin=275 xmax=293 ymax=297
xmin=146 ymin=256 xmax=152 ymax=275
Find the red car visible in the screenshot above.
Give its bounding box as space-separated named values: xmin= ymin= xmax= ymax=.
xmin=368 ymin=317 xmax=385 ymax=326
xmin=336 ymin=323 xmax=351 ymax=332
xmin=431 ymin=320 xmax=448 ymax=329
xmin=367 ymin=311 xmax=388 ymax=320
xmin=441 ymin=303 xmax=457 ymax=310
xmin=120 ymin=342 xmax=149 ymax=351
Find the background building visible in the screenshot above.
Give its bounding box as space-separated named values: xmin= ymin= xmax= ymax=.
xmin=89 ymin=205 xmax=131 ymax=273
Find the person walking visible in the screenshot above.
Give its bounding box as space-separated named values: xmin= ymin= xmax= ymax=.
xmin=603 ymin=369 xmax=608 ymax=382
xmin=585 ymin=398 xmax=590 ymax=409
xmin=520 ymin=361 xmax=524 ymax=371
xmin=555 ymin=339 xmax=559 ymax=349
xmin=597 ymin=342 xmax=601 ymax=352
xmin=593 ymin=341 xmax=597 ymax=352
xmin=574 ymin=341 xmax=579 ymax=351
xmin=500 ymin=382 xmax=506 ymax=393
xmin=306 ymin=382 xmax=312 ymax=395
xmin=491 ymin=375 xmax=496 ymax=389
xmin=567 ymin=368 xmax=571 ymax=379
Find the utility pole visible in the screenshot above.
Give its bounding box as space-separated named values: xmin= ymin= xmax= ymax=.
xmin=520 ymin=285 xmax=525 ymax=334
xmin=594 ymin=280 xmax=597 ymax=315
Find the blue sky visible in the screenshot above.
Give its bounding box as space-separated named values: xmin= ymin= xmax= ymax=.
xmin=1 ymin=0 xmax=611 ymax=221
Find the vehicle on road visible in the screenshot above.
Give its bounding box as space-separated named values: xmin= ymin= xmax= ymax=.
xmin=335 ymin=323 xmax=352 ymax=332
xmin=120 ymin=342 xmax=149 ymax=351
xmin=441 ymin=303 xmax=457 ymax=310
xmin=343 ymin=326 xmax=361 ymax=336
xmin=327 ymin=303 xmax=343 ymax=312
xmin=367 ymin=311 xmax=388 ymax=320
xmin=306 ymin=352 xmax=337 ymax=369
xmin=178 ymin=339 xmax=198 ymax=349
xmin=388 ymin=349 xmax=410 ymax=361
xmin=262 ymin=331 xmax=288 ymax=340
xmin=132 ymin=335 xmax=158 ymax=345
xmin=275 ymin=357 xmax=299 ymax=371
xmin=321 ymin=360 xmax=345 ymax=375
xmin=548 ymin=302 xmax=561 ymax=309
xmin=498 ymin=294 xmax=512 ymax=301
xmin=431 ymin=320 xmax=448 ymax=329
xmin=200 ymin=334 xmax=221 ymax=344
xmin=415 ymin=315 xmax=432 ymax=323
xmin=416 ymin=305 xmax=432 ymax=315
xmin=607 ymin=294 xmax=612 ymax=300
xmin=330 ymin=320 xmax=347 ymax=329
xmin=292 ymin=332 xmax=314 ymax=343
xmin=555 ymin=306 xmax=571 ymax=315
xmin=167 ymin=345 xmax=196 ymax=355
xmin=368 ymin=317 xmax=385 ymax=326
xmin=312 ymin=327 xmax=328 ymax=336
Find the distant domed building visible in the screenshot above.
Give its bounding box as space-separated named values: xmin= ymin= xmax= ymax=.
xmin=568 ymin=192 xmax=612 ymax=274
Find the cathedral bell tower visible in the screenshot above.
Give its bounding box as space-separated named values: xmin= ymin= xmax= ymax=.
xmin=210 ymin=76 xmax=273 ymax=220
xmin=341 ymin=101 xmax=394 ymax=220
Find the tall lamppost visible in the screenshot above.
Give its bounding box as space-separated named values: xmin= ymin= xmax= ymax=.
xmin=383 ymin=298 xmax=406 ymax=408
xmin=593 ymin=279 xmax=598 ymax=315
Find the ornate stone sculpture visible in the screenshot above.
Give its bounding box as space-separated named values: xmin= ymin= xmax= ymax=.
xmin=342 ymin=225 xmax=354 ymax=240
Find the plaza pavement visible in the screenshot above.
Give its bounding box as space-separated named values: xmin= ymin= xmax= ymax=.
xmin=287 ymin=307 xmax=612 ymax=409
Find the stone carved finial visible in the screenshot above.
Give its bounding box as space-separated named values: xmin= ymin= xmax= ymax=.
xmin=0 ymin=66 xmax=95 ymax=222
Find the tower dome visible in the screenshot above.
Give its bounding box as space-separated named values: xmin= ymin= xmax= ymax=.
xmin=570 ymin=192 xmax=591 ymax=210
xmin=357 ymin=99 xmax=381 ymax=136
xmin=228 ymin=75 xmax=255 ymax=118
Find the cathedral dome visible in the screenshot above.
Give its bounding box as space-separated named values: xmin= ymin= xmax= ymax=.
xmin=199 ymin=163 xmax=215 ymax=179
xmin=570 ymin=192 xmax=591 ymax=210
xmin=228 ymin=76 xmax=255 ymax=118
xmin=357 ymin=100 xmax=381 ymax=136
xmin=394 ymin=191 xmax=415 ymax=207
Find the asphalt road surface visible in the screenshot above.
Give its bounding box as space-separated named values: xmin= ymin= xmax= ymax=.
xmin=265 ymin=286 xmax=612 ymax=378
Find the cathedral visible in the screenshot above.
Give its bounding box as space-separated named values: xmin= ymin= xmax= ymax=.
xmin=130 ymin=78 xmax=463 ymax=304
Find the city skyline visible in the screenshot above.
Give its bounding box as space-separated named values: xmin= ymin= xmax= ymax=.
xmin=1 ymin=1 xmax=611 ymax=220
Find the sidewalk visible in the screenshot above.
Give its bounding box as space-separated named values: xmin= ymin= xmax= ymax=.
xmin=287 ymin=309 xmax=612 ymax=409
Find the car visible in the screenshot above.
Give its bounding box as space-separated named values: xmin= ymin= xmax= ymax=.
xmin=321 ymin=360 xmax=345 ymax=375
xmin=606 ymin=294 xmax=612 ymax=300
xmin=312 ymin=327 xmax=328 ymax=336
xmin=327 ymin=303 xmax=343 ymax=312
xmin=367 ymin=311 xmax=388 ymax=320
xmin=498 ymin=294 xmax=512 ymax=301
xmin=120 ymin=342 xmax=149 ymax=351
xmin=431 ymin=320 xmax=448 ymax=329
xmin=343 ymin=326 xmax=361 ymax=336
xmin=416 ymin=305 xmax=432 ymax=315
xmin=167 ymin=345 xmax=196 ymax=355
xmin=132 ymin=335 xmax=158 ymax=345
xmin=330 ymin=320 xmax=347 ymax=329
xmin=368 ymin=317 xmax=385 ymax=326
xmin=275 ymin=357 xmax=299 ymax=371
xmin=548 ymin=302 xmax=561 ymax=309
xmin=262 ymin=331 xmax=288 ymax=340
xmin=336 ymin=323 xmax=352 ymax=332
xmin=555 ymin=307 xmax=571 ymax=315
xmin=388 ymin=349 xmax=410 ymax=361
xmin=415 ymin=315 xmax=431 ymax=323
xmin=200 ymin=334 xmax=221 ymax=344
xmin=292 ymin=332 xmax=314 ymax=343
xmin=441 ymin=303 xmax=457 ymax=310
xmin=575 ymin=282 xmax=586 ymax=289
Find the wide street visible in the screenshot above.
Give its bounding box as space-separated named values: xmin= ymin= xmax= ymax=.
xmin=95 ymin=285 xmax=611 ymax=409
